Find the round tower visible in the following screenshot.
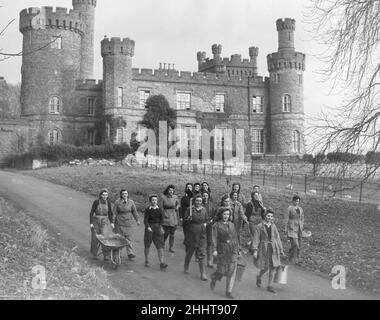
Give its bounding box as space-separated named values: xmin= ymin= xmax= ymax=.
xmin=267 ymin=18 xmax=306 ymax=155
xmin=72 ymin=0 xmax=96 ymax=79
xmin=101 ymin=37 xmax=135 ymax=111
xmin=19 ymin=7 xmax=84 ymax=121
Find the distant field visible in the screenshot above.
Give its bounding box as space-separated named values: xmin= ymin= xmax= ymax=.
xmin=23 ymin=165 xmax=380 ymax=295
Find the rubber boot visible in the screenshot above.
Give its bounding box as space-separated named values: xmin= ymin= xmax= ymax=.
xmin=144 ymin=248 xmax=150 ymax=267
xmin=199 ymin=262 xmax=208 ymax=281
xmin=169 ymin=235 xmax=175 ymax=253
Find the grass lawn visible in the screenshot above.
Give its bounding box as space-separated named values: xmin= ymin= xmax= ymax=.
xmin=0 ymin=195 xmax=127 ymax=300
xmin=23 ymin=165 xmax=380 ymax=296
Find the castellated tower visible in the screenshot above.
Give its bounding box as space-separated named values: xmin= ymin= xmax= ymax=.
xmin=19 ymin=7 xmax=84 ymax=124
xmin=101 ymin=37 xmax=135 ymax=112
xmin=72 ymin=0 xmax=96 ymax=79
xmin=267 ymin=18 xmax=306 ymax=155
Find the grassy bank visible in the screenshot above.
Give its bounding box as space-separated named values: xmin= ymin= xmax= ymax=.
xmin=0 ymin=195 xmax=126 ymax=300
xmin=23 ymin=165 xmax=380 ymax=296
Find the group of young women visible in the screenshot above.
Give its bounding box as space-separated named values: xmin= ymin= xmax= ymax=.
xmin=89 ymin=182 xmax=305 ymax=298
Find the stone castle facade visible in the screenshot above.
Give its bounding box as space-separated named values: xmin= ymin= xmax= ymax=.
xmin=0 ymin=0 xmax=306 ymax=163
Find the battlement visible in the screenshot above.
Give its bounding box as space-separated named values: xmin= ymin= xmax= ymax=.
xmin=75 ymin=79 xmax=103 ymax=90
xmin=276 ymin=18 xmax=295 ymax=31
xmin=200 ymin=54 xmax=255 ymax=70
xmin=19 ymin=6 xmax=85 ymax=35
xmin=132 ymin=68 xmax=269 ymax=87
xmin=101 ymin=37 xmax=135 ymax=57
xmin=267 ymin=51 xmax=306 ymax=71
xmin=72 ymin=0 xmax=97 ymax=7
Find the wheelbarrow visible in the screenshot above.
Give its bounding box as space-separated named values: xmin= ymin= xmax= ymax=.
xmin=96 ymin=234 xmax=130 ymax=270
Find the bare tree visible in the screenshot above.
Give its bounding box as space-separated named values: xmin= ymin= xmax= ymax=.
xmin=305 ymin=0 xmax=380 ymax=182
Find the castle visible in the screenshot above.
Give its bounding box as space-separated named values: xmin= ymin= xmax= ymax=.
xmin=0 ymin=0 xmax=306 ymax=164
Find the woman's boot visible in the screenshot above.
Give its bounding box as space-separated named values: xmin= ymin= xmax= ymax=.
xmin=199 ymin=261 xmax=208 ymax=281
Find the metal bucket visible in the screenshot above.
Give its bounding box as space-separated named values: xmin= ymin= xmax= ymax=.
xmin=274 ymin=265 xmax=288 ymax=284
xmin=235 ymin=263 xmax=246 ymax=282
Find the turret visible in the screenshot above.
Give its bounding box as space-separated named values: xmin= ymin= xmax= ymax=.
xmin=249 ymin=47 xmax=259 ymax=76
xmin=276 ymin=18 xmax=295 ymax=53
xmin=267 ymin=18 xmax=305 ymax=155
xmin=72 ymin=0 xmax=97 ymax=79
xmin=212 ymin=44 xmax=222 ymax=61
xmin=101 ymin=37 xmax=135 ymax=111
xmin=19 ymin=7 xmax=83 ymax=119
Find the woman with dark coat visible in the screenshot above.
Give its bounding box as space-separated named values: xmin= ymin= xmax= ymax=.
xmin=160 ymin=185 xmax=180 ymax=254
xmin=89 ymin=188 xmax=113 ymax=259
xmin=210 ymin=207 xmax=239 ymax=299
xmin=230 ymin=191 xmax=248 ymax=249
xmin=202 ymin=191 xmax=216 ymax=268
xmin=143 ymin=194 xmax=168 ymax=270
xmin=285 ymin=195 xmax=304 ymax=263
xmin=180 ymin=183 xmax=194 ymax=241
xmin=112 ymin=189 xmax=141 ymax=260
xmin=252 ymin=208 xmax=285 ymax=294
xmin=183 ymin=195 xmax=209 ymax=281
xmin=245 ymin=191 xmax=266 ymax=240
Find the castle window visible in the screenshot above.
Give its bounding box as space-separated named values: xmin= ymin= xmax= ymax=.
xmin=292 ymin=130 xmax=301 ymax=153
xmin=48 ymin=129 xmax=60 ymax=146
xmin=252 ymin=96 xmax=264 ymax=113
xmin=180 ymin=125 xmax=198 ymax=150
xmin=116 ymin=128 xmax=125 ymax=144
xmin=282 ymin=94 xmax=291 ymax=112
xmin=298 ymin=74 xmax=303 ymax=84
xmin=214 ymin=127 xmax=228 ymax=151
xmin=137 ymin=125 xmax=148 ymax=142
xmin=105 ymin=122 xmax=111 ymax=140
xmin=88 ymin=129 xmax=95 ymax=146
xmin=51 ymin=36 xmax=62 ymax=49
xmin=273 ymin=73 xmax=280 ymax=84
xmin=49 ymin=97 xmax=61 ymax=114
xmin=215 ymin=94 xmax=225 ymax=112
xmin=176 ymin=92 xmax=191 ymax=110
xmin=139 ymin=90 xmax=150 ymax=108
xmin=69 ymin=21 xmax=72 ymax=29
xmin=251 ymin=129 xmax=264 ymax=154
xmin=117 ymin=87 xmax=123 ymax=107
xmin=56 ymin=19 xmax=59 ymax=27
xmin=88 ymin=97 xmax=96 ymax=115
xmin=49 ymin=19 xmax=52 ymax=26
xmin=63 ymin=20 xmax=66 ymax=28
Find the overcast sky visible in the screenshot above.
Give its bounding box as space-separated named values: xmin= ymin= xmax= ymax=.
xmin=0 ymin=0 xmax=340 ymax=127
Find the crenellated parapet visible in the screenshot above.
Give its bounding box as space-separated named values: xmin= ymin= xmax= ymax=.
xmin=75 ymin=79 xmax=103 ymax=91
xmin=19 ymin=7 xmax=85 ymax=35
xmin=132 ymin=68 xmax=269 ymax=87
xmin=198 ymin=44 xmax=259 ymax=75
xmin=267 ymin=52 xmax=306 ymax=72
xmin=276 ymin=18 xmax=295 ymax=31
xmin=101 ymin=37 xmax=135 ymax=57
xmin=72 ymin=0 xmax=97 ymax=7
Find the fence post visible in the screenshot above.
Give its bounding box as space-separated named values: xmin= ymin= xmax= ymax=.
xmin=290 ymin=174 xmax=293 ymax=188
xmin=359 ymin=180 xmax=363 ymax=202
xmin=275 ymin=173 xmax=278 ymax=189
xmin=304 ymin=174 xmax=307 ymax=193
xmin=251 ymin=159 xmax=254 ymax=185
xmin=322 ymin=176 xmax=325 ymax=198
xmin=204 ymin=164 xmax=206 ymax=175
xmin=281 ymin=161 xmax=284 ymax=177
xmin=156 ymin=159 xmax=158 ymax=170
xmin=263 ymin=170 xmax=266 ymax=186
xmin=162 ymin=160 xmax=165 ymax=171
xmin=212 ymin=164 xmax=214 ymax=176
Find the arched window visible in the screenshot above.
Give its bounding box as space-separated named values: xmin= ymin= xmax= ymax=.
xmin=282 ymin=94 xmax=291 ymax=112
xmin=49 ymin=97 xmax=61 ymax=114
xmin=49 ymin=129 xmax=60 ymax=146
xmin=292 ymin=130 xmax=301 ymax=153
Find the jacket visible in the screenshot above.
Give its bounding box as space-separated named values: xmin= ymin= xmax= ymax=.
xmin=285 ymin=205 xmax=304 ymax=238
